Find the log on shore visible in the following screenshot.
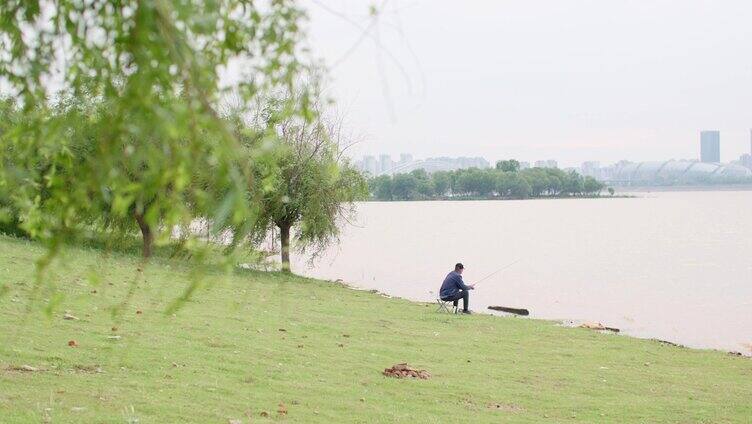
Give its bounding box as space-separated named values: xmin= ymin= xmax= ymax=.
xmin=487 ymin=306 xmax=530 ymax=316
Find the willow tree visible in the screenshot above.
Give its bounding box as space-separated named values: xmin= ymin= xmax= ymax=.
xmin=0 ymin=0 xmax=311 ymax=262
xmin=250 ymin=105 xmax=367 ymax=272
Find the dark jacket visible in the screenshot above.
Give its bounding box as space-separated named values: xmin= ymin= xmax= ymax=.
xmin=439 ymin=271 xmax=470 ymax=299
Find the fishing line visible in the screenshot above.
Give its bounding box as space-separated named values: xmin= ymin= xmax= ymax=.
xmin=473 ymin=259 xmax=520 ymax=285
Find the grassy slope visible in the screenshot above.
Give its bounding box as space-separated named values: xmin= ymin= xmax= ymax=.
xmin=0 ymin=236 xmax=750 ymax=423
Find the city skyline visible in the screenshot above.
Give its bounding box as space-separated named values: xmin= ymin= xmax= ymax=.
xmin=355 ymin=128 xmax=752 ymax=182
xmin=346 ymin=128 xmax=752 ymax=170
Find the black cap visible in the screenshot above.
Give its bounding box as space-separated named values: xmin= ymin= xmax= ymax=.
xmin=455 ymin=263 xmax=464 ymax=270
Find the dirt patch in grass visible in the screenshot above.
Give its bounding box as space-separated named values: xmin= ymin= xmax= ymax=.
xmin=71 ymin=364 xmax=103 ymax=373
xmin=487 ymin=402 xmax=524 ymax=413
xmin=382 ymin=363 xmax=430 ymax=379
xmin=5 ymin=364 xmax=44 ymax=372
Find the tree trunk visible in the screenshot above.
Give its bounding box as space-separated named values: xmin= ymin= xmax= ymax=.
xmin=134 ymin=212 xmax=153 ymax=259
xmin=279 ymin=223 xmax=291 ymax=273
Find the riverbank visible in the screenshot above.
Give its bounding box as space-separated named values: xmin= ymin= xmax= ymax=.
xmin=1 ymin=236 xmax=751 ymax=422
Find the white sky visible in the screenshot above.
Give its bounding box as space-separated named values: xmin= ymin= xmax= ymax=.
xmin=304 ymin=0 xmax=752 ymax=167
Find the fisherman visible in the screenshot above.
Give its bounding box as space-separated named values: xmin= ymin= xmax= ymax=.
xmin=439 ymin=263 xmax=475 ymax=314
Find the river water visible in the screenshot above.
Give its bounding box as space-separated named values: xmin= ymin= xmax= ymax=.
xmin=292 ymin=191 xmax=752 ymax=354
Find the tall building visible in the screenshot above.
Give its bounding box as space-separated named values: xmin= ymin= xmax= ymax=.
xmin=413 ymin=156 xmax=490 ymax=172
xmin=362 ymin=155 xmax=378 ymax=176
xmin=581 ymin=161 xmax=600 ymax=177
xmin=738 ymin=130 xmax=752 ymax=169
xmin=379 ymin=154 xmax=393 ymax=174
xmin=738 ymin=153 xmax=752 ymax=170
xmin=399 ymin=153 xmax=413 ymax=165
xmin=534 ymin=160 xmax=557 ymax=169
xmin=700 ymin=130 xmax=720 ymax=163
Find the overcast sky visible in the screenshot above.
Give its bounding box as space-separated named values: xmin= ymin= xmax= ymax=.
xmin=304 ymin=1 xmax=752 ymax=167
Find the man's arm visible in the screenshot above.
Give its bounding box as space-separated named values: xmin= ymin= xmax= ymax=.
xmin=455 ymin=275 xmax=474 ymax=290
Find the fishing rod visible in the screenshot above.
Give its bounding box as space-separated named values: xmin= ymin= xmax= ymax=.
xmin=473 ymin=259 xmax=520 ymax=286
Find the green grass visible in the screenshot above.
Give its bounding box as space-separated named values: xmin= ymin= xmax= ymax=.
xmin=0 ymin=236 xmax=750 ymax=423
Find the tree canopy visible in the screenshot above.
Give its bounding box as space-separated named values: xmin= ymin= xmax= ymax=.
xmin=0 ymin=0 xmax=312 ymax=261
xmin=247 ymin=98 xmax=367 ymax=271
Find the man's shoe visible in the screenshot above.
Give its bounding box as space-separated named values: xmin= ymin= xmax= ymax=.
xmin=461 ymin=310 xmax=472 ymax=314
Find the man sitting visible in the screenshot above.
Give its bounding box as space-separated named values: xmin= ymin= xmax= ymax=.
xmin=439 ymin=263 xmax=474 ymax=314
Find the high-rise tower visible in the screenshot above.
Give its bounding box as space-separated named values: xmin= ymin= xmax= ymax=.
xmin=700 ymin=130 xmax=720 ymax=163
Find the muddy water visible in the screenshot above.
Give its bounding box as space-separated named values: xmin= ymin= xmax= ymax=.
xmin=292 ymin=191 xmax=752 ymax=354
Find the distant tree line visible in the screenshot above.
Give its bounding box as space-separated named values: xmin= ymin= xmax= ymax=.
xmin=368 ymin=160 xmax=607 ymax=201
